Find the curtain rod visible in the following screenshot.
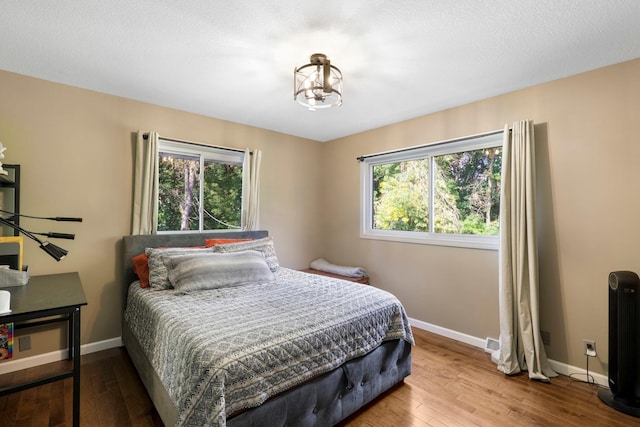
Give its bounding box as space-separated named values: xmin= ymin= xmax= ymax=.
xmin=143 ymin=133 xmax=251 ymax=155
xmin=355 ymin=128 xmax=509 ymax=162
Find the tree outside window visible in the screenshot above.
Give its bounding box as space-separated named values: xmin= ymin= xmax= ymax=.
xmin=362 ymin=132 xmax=503 ymax=249
xmin=157 ymin=141 xmax=243 ymax=232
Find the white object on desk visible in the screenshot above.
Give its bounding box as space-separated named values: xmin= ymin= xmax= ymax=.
xmin=0 ymin=290 xmax=10 ymax=314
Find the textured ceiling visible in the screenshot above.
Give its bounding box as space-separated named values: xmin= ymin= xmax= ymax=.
xmin=2 ymin=1 xmax=640 ymax=141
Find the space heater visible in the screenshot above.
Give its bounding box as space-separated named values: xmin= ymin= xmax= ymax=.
xmin=597 ymin=271 xmax=640 ymax=417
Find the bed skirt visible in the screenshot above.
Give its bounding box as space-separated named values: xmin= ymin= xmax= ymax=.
xmin=123 ymin=322 xmax=411 ymax=426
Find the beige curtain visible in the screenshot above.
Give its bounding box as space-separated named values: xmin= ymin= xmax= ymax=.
xmin=497 ymin=120 xmax=556 ymax=381
xmin=241 ymin=148 xmax=262 ymax=230
xmin=131 ymin=131 xmax=158 ymax=235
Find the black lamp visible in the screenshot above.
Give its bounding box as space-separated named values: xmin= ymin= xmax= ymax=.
xmin=39 ymin=241 xmax=69 ymax=261
xmin=0 ymin=210 xmax=82 ymax=262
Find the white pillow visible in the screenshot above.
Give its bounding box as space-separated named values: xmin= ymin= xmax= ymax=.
xmin=146 ymin=246 xmax=214 ymax=290
xmin=165 ymin=250 xmax=274 ymax=291
xmin=212 ymin=237 xmax=279 ymax=272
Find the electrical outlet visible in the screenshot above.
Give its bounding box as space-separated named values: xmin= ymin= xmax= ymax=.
xmin=583 ymin=339 xmax=596 ymax=357
xmin=18 ymin=335 xmax=31 ymax=351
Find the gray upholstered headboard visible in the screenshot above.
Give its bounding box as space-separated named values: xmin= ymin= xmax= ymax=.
xmin=122 ymin=230 xmax=269 ymax=287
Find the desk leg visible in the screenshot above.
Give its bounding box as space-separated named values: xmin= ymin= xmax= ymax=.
xmin=72 ymin=307 xmax=81 ymax=427
xmin=68 ymin=312 xmax=74 ymax=360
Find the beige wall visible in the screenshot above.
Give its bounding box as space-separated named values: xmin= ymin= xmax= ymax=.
xmin=0 ymin=70 xmax=324 ymax=358
xmin=2 ymin=57 xmax=639 ymax=375
xmin=322 ymin=57 xmax=640 ymax=374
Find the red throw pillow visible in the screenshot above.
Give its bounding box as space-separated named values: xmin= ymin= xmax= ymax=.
xmin=204 ymin=238 xmax=253 ymax=248
xmin=132 ymin=253 xmax=150 ymax=288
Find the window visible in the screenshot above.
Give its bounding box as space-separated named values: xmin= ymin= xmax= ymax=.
xmin=360 ymin=132 xmax=503 ymax=250
xmin=157 ymin=139 xmax=244 ymax=232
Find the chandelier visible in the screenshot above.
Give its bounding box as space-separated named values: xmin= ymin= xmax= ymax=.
xmin=294 ymin=53 xmax=343 ymax=110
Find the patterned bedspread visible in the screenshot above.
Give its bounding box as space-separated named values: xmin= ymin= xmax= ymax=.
xmin=124 ymin=267 xmax=414 ymax=427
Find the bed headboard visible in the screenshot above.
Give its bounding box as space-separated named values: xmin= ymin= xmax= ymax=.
xmin=122 ymin=230 xmax=269 ymax=287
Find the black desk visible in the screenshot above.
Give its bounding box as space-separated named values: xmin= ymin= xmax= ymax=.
xmin=0 ymin=272 xmax=87 ymax=426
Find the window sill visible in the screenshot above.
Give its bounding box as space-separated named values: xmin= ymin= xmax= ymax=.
xmin=360 ymin=230 xmax=499 ymax=251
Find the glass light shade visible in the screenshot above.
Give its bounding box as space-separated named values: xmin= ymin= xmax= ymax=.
xmin=294 ymin=54 xmax=343 ymax=111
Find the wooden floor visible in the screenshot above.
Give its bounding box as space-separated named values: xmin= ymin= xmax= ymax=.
xmin=1 ymin=328 xmax=639 ymax=426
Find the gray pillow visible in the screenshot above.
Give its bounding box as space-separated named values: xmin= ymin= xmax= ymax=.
xmin=165 ymin=250 xmax=274 ymax=291
xmin=146 ymin=246 xmax=214 ymax=290
xmin=212 ymin=237 xmax=279 ymax=272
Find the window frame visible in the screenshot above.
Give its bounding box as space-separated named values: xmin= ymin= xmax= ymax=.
xmin=157 ymin=138 xmax=245 ymax=234
xmin=360 ymin=131 xmax=504 ymax=250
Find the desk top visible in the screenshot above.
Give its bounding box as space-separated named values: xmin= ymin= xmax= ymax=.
xmin=0 ymin=272 xmax=86 ymax=317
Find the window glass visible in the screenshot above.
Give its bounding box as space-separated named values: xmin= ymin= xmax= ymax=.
xmin=434 ymin=147 xmax=501 ymax=235
xmin=361 ymin=132 xmax=503 ymax=250
xmin=157 ymin=140 xmax=244 ymax=232
xmin=158 ymin=152 xmax=200 ymax=231
xmin=202 ymin=159 xmax=243 ymax=230
xmin=373 ymin=159 xmax=430 ymax=232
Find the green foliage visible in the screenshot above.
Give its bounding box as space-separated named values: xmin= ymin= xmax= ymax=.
xmin=461 ymin=214 xmax=500 ymax=235
xmin=433 ymin=163 xmax=461 ymax=233
xmin=157 ymin=153 xmax=242 ymax=232
xmin=157 ymin=155 xmax=199 ymax=231
xmin=202 ymin=161 xmax=242 ymax=230
xmin=372 ymin=147 xmax=501 ymax=236
xmin=373 ymin=160 xmax=429 ymax=231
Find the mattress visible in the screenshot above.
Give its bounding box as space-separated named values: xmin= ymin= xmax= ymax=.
xmin=123 ymin=267 xmax=414 ymax=427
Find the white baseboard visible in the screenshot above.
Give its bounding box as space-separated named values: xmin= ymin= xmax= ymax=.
xmin=0 ymin=336 xmax=122 ymax=375
xmin=408 ymin=317 xmax=609 ymax=386
xmin=82 ymin=336 xmax=123 ymax=354
xmin=547 ymin=358 xmax=608 ymax=387
xmin=409 ymin=317 xmax=486 ymax=348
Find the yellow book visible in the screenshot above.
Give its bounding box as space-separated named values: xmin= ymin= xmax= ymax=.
xmin=0 ymin=236 xmax=22 ymax=270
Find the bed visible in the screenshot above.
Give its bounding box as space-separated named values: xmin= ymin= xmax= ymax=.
xmin=122 ymin=231 xmax=413 ymax=427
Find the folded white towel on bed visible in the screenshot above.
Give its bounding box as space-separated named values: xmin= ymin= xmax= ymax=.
xmin=309 ymin=258 xmax=368 ymax=278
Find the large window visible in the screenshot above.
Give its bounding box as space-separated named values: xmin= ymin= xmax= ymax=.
xmin=361 ymin=132 xmax=503 ymax=249
xmin=157 ymin=139 xmax=244 ymax=232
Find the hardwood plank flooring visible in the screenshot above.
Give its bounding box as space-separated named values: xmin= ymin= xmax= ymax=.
xmin=0 ymin=328 xmax=639 ymax=426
